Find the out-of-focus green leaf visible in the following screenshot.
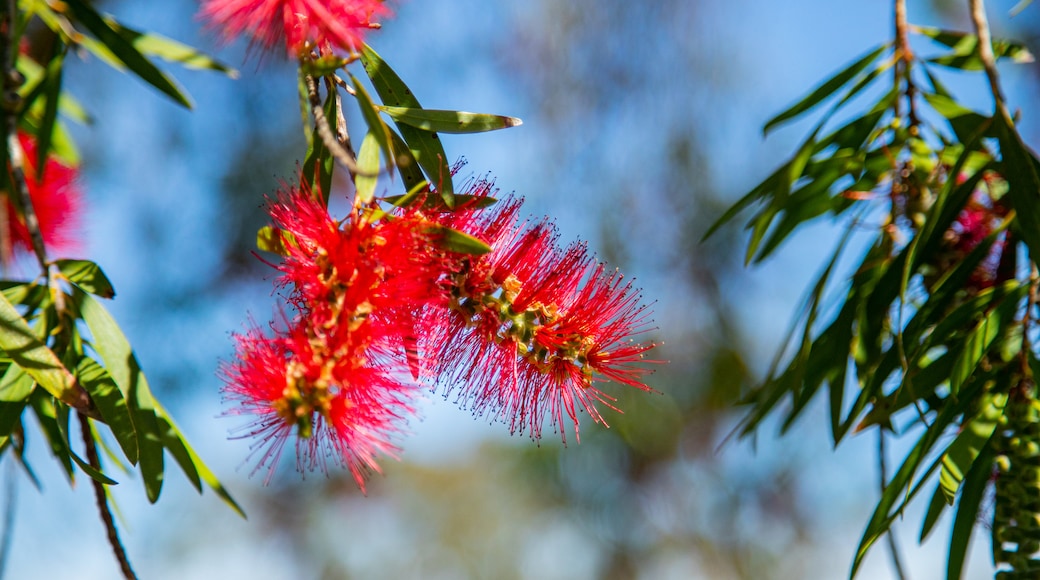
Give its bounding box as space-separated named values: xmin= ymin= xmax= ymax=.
xmin=360 ymin=44 xmax=455 ymax=207
xmin=63 ymin=0 xmax=193 ymax=108
xmin=939 ymin=393 xmax=1005 ymax=504
xmin=763 ymin=43 xmax=889 ymax=135
xmin=256 ymin=225 xmax=293 ymax=256
xmin=354 ymin=131 xmax=380 ymax=205
xmin=107 ymin=20 xmax=237 ymax=77
xmin=76 ymin=357 xmax=138 ymax=465
xmin=57 ymin=259 xmax=115 ymax=299
xmin=35 ymin=45 xmax=64 ymax=178
xmin=922 ymin=93 xmax=991 ymax=145
xmin=915 ymin=26 xmax=1035 ymax=70
xmin=16 ymin=55 xmax=91 ymax=126
xmin=154 ymin=406 xmax=246 ymax=518
xmin=921 ymin=477 xmax=952 ymax=543
xmin=55 ymin=412 xmax=118 ymax=486
xmin=0 ymin=290 xmax=85 ymax=410
xmin=0 ymin=364 xmax=33 ymax=403
xmin=73 ymin=290 xmax=164 ymax=502
xmin=0 ymin=400 xmax=24 ymax=440
xmin=386 ymin=129 xmax=426 ymax=193
xmin=379 ymin=106 xmax=522 ymax=134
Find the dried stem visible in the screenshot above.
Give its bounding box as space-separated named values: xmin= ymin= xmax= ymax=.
xmin=80 ymin=415 xmax=138 ymax=580
xmin=303 ymin=71 xmax=363 ymax=177
xmin=893 ymin=0 xmax=917 ymax=127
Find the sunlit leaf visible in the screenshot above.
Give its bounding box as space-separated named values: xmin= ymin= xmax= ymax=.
xmin=76 ymin=357 xmax=138 ymax=465
xmin=57 ymin=259 xmax=115 ymax=298
xmin=425 ymin=224 xmax=491 ymax=255
xmin=354 ymin=131 xmax=380 ymax=204
xmin=939 ymin=393 xmax=1005 ymax=504
xmin=915 ymin=26 xmax=1035 ymax=70
xmin=379 ymin=106 xmax=522 ymax=134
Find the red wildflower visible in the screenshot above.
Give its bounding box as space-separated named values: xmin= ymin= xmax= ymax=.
xmin=199 ymin=0 xmax=391 ymax=55
xmin=424 ymin=179 xmax=657 ymax=442
xmin=1 ymin=132 xmax=81 ymax=261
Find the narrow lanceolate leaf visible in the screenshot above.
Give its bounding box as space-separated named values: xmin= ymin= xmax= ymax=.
xmin=996 ymin=115 xmax=1040 ymax=261
xmin=762 ymin=43 xmax=889 ymax=136
xmin=0 ymin=290 xmax=88 ymax=412
xmin=154 ymin=405 xmax=246 ymax=519
xmin=36 ymin=45 xmax=64 ymax=178
xmin=947 ymin=441 xmax=995 ymax=580
xmin=359 ymin=44 xmax=455 ymax=206
xmin=354 ymin=132 xmax=381 ymax=205
xmin=76 ymin=357 xmax=138 ymax=465
xmin=63 ymin=0 xmax=193 ymax=108
xmin=56 ymin=259 xmax=116 ymax=298
xmin=107 ymin=20 xmax=238 ymax=77
xmin=0 ymin=364 xmax=33 ymax=403
xmin=914 ymin=25 xmax=1035 ymax=70
xmin=351 ymin=74 xmax=396 ymax=181
xmin=425 ymin=224 xmax=491 ymax=255
xmin=938 ymin=393 xmax=1006 ymax=504
xmin=72 ymin=289 xmax=164 ymax=502
xmin=379 ymin=106 xmax=522 ymax=134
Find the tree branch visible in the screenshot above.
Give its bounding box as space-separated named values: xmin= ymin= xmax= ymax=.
xmin=80 ymin=415 xmax=138 ymax=580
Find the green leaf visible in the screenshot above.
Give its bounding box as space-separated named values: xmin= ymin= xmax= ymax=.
xmin=354 ymin=132 xmax=380 ymax=205
xmin=850 ymin=376 xmax=986 ymax=577
xmin=56 ymin=412 xmax=118 ymax=486
xmin=256 ymin=226 xmax=293 ymax=256
xmin=154 ymin=405 xmax=245 ymax=518
xmin=378 ymin=106 xmax=522 ymax=134
xmin=359 ymin=44 xmax=455 ymax=207
xmin=425 ymin=224 xmax=491 ymax=254
xmin=35 ymin=45 xmax=64 ymax=178
xmin=384 ymin=192 xmax=497 ymax=212
xmin=947 ymin=440 xmax=994 ymax=580
xmin=0 ymin=364 xmax=33 ymax=403
xmin=107 ymin=21 xmax=237 ymax=77
xmin=28 ymin=389 xmax=72 ymax=480
xmin=949 ymin=299 xmax=1018 ymax=396
xmin=72 ymin=290 xmax=164 ymax=502
xmin=57 ymin=259 xmax=115 ymax=298
xmin=921 ymin=93 xmax=990 ymax=145
xmin=915 ymin=26 xmax=1035 ymax=70
xmin=0 ymin=400 xmax=24 ymax=440
xmin=386 ymin=129 xmax=426 ymax=193
xmin=75 ymin=357 xmax=138 ymax=465
xmin=63 ymin=0 xmax=193 ymax=108
xmin=938 ymin=393 xmax=1005 ymax=504
xmin=0 ymin=290 xmax=86 ymax=410
xmin=920 ymin=481 xmax=950 ymax=542
xmin=996 ymin=115 xmax=1040 ymax=261
xmin=350 ymin=74 xmax=395 ymax=177
xmin=762 ymin=43 xmax=889 ymax=136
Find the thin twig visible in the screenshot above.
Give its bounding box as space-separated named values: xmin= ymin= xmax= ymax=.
xmin=879 ymin=429 xmax=909 ymax=580
xmin=324 ymin=75 xmax=356 ymax=182
xmin=302 ymin=71 xmax=363 ymax=176
xmin=968 ymin=0 xmax=1014 ymax=124
xmin=80 ymin=415 xmax=138 ymax=580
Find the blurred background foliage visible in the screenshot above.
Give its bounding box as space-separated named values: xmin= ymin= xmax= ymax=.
xmin=9 ymin=0 xmax=1040 ymax=578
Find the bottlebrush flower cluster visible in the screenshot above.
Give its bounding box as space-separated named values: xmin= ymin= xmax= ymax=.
xmin=1 ymin=132 xmax=81 ymax=262
xmin=223 ymin=177 xmax=657 ymax=489
xmin=200 ymin=0 xmax=390 ymax=55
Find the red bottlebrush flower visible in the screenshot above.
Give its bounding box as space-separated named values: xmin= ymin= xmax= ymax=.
xmin=199 ymin=0 xmax=391 ymax=56
xmin=223 ymin=317 xmax=417 ymax=490
xmin=425 ymin=179 xmax=657 ymax=442
xmin=2 ymin=132 xmax=81 ymax=261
